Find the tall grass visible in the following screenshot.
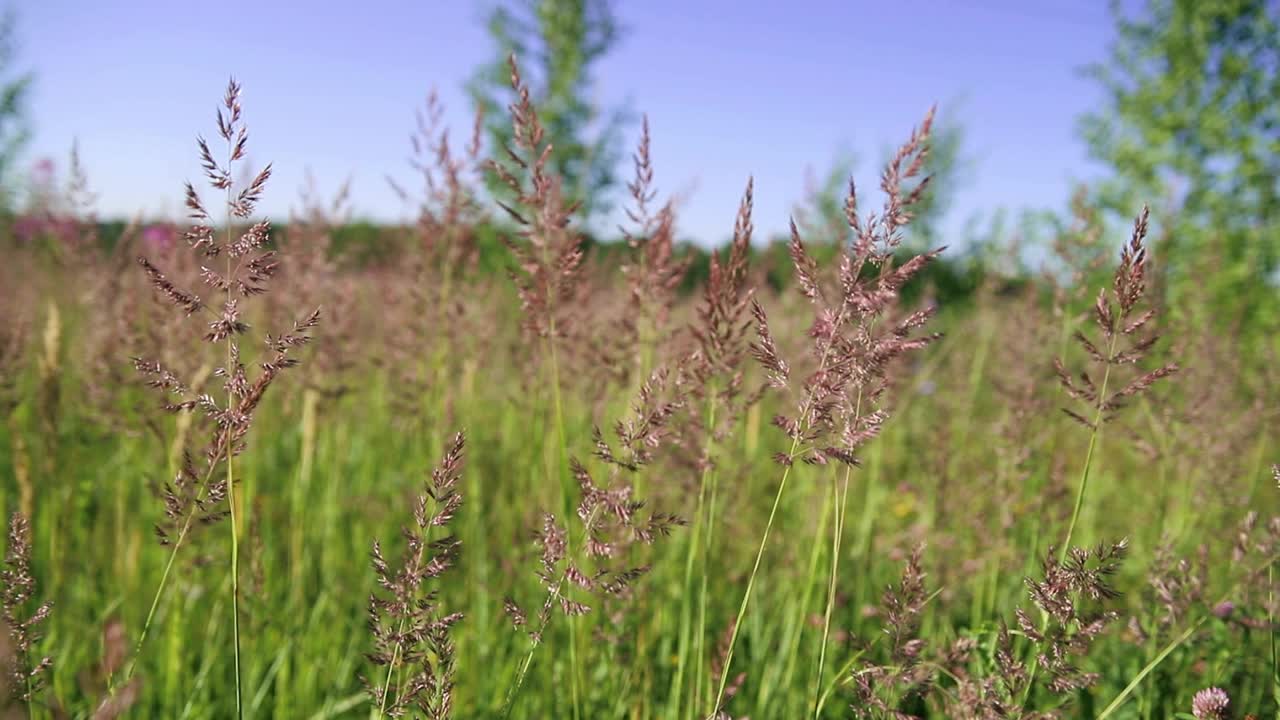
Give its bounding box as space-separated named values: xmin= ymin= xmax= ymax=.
xmin=0 ymin=59 xmax=1277 ymax=720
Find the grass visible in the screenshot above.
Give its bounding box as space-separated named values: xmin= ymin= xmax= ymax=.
xmin=0 ymin=62 xmax=1278 ymax=719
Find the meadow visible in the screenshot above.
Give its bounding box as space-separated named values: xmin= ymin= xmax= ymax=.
xmin=1 ymin=60 xmax=1278 ymax=719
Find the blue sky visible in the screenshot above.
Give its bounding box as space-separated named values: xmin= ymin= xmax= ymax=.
xmin=20 ymin=0 xmax=1124 ymax=246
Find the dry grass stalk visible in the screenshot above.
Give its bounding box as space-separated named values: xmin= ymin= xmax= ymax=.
xmin=276 ymin=171 xmax=358 ymax=403
xmin=387 ymin=89 xmax=486 ymax=273
xmin=936 ymin=541 xmax=1129 ymax=719
xmin=1053 ymin=207 xmax=1178 ymax=557
xmin=753 ymin=109 xmax=944 ymax=470
xmin=365 ymin=432 xmax=466 ymax=719
xmin=487 ymin=54 xmax=585 ymax=351
xmin=502 ymin=367 xmax=687 ymax=715
xmin=132 ymin=80 xmax=319 ymax=548
xmin=666 ymin=179 xmax=759 ymax=717
xmin=614 ymin=115 xmax=689 ymax=381
xmin=848 ymin=545 xmax=934 ymax=718
xmin=1005 ymin=210 xmax=1181 ymax=709
xmin=714 ymin=107 xmax=944 ymax=719
xmin=1018 ymin=542 xmax=1128 ymax=695
xmin=685 ymin=178 xmax=759 ymax=464
xmin=844 ymin=546 xmax=984 ymax=719
xmin=1 ymin=513 xmax=52 ymax=708
xmin=383 ymin=90 xmax=490 ymax=427
xmin=120 ymin=81 xmax=320 ymax=711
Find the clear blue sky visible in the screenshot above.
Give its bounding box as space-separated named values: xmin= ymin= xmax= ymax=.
xmin=20 ymin=0 xmax=1125 ymax=246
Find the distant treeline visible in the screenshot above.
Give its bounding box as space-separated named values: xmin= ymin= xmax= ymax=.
xmin=74 ymin=217 xmax=1015 ymax=309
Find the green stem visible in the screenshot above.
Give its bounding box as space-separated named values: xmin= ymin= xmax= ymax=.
xmin=695 ymin=457 xmax=724 ymax=712
xmin=374 ymin=621 xmax=407 ymax=718
xmin=670 ymin=390 xmax=718 ymax=716
xmin=814 ymin=466 xmax=850 ymax=718
xmin=708 ymin=437 xmax=799 ymax=719
xmin=1023 ymin=329 xmax=1119 ymax=708
xmin=1095 ymin=620 xmax=1202 ymax=720
xmin=545 ymin=336 xmax=581 ymax=720
xmin=227 ymin=406 xmax=243 ymax=720
xmin=1058 ymin=420 xmax=1102 ymax=565
xmin=708 ymin=290 xmax=855 ymax=718
xmin=763 ymin=470 xmax=831 ymax=714
xmin=292 ymin=388 xmax=319 ymax=603
xmin=1058 ymin=322 xmax=1121 ymax=562
xmin=1271 ymin=562 xmax=1278 ymax=720
xmin=813 ymin=385 xmax=866 ymax=717
xmin=503 ymin=220 xmax=576 ymax=717
xmin=225 ymin=142 xmax=244 ymax=720
xmin=116 ymin=427 xmax=233 ymax=693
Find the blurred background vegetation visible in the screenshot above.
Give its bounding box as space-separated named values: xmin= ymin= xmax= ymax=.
xmin=0 ymin=0 xmax=1277 ymax=718
xmin=4 ymin=1 xmax=1275 ymax=326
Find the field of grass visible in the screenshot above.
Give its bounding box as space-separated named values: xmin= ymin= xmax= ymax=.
xmin=1 ymin=67 xmax=1278 ymax=720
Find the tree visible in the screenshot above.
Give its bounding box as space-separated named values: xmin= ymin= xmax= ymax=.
xmin=0 ymin=7 xmax=33 ymax=214
xmin=468 ymin=0 xmax=631 ymax=230
xmin=1078 ymin=0 xmax=1279 ymax=320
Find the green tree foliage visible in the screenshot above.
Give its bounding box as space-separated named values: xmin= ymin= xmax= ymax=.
xmin=1079 ymin=0 xmax=1279 ymax=321
xmin=468 ymin=0 xmax=631 ymax=228
xmin=0 ymin=7 xmax=33 ymax=214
